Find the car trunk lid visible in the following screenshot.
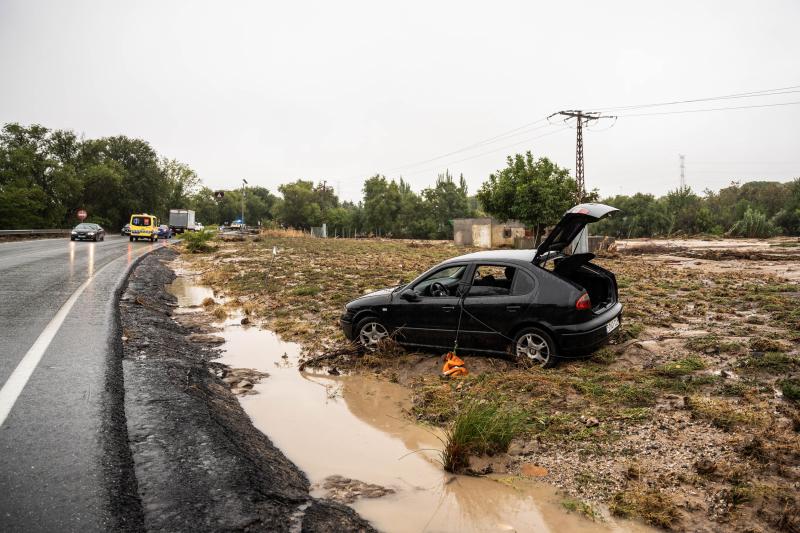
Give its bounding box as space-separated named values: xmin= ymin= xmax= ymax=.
xmin=533 ymin=203 xmax=619 ymax=263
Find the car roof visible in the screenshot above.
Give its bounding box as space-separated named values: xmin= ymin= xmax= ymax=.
xmin=443 ymin=249 xmax=537 ymax=263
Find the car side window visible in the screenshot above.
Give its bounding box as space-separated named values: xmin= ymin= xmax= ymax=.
xmin=468 ymin=264 xmax=515 ymax=296
xmin=510 ymin=270 xmax=536 ymax=295
xmin=412 ymin=265 xmax=467 ymax=297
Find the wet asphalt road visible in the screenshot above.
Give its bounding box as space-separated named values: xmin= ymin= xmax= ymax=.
xmin=0 ymin=236 xmax=168 ymax=532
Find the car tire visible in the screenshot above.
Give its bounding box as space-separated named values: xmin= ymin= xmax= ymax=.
xmin=70 ymin=237 xmax=75 ymax=241
xmin=129 ymin=236 xmax=134 ymax=242
xmin=355 ymin=317 xmax=389 ymax=352
xmin=513 ymin=327 xmax=558 ymax=369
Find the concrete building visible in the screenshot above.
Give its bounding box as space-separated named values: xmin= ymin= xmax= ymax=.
xmin=452 ymin=218 xmax=526 ymax=248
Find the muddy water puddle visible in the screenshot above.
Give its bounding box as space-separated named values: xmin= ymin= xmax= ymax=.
xmin=168 ymin=274 xmax=651 ymax=533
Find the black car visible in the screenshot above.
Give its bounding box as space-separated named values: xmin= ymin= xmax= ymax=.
xmin=71 ymin=223 xmax=105 ymax=241
xmin=340 ymin=203 xmax=622 ymax=367
xmin=121 ymin=223 xmax=131 ymax=236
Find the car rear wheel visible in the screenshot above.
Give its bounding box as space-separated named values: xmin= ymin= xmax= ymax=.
xmin=514 ymin=327 xmax=558 ymax=368
xmin=355 ymin=317 xmax=389 ymax=352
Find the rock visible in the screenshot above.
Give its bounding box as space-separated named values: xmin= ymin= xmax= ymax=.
xmin=328 ymin=367 xmax=340 ymax=376
xmin=320 ymin=475 xmax=395 ymax=504
xmin=694 ymin=458 xmax=717 ymax=475
xmin=240 ymin=316 xmax=250 ymax=325
xmin=507 ymin=442 xmax=525 ymax=456
xmin=584 ymin=417 xmax=600 ymax=427
xmin=521 ymin=464 xmax=548 ymax=477
xmin=238 ymin=380 xmax=253 ymax=389
xmin=187 ymin=333 xmax=225 ymax=345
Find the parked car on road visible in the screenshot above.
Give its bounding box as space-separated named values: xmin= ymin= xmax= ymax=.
xmin=121 ymin=223 xmax=131 ymax=236
xmin=157 ymin=225 xmax=173 ymax=239
xmin=340 ymin=203 xmax=622 ymax=368
xmin=71 ymin=223 xmax=106 ymax=242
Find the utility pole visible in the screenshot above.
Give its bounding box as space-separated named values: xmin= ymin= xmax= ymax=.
xmin=679 ymin=154 xmax=686 ymax=189
xmin=548 ymin=110 xmax=616 ymax=200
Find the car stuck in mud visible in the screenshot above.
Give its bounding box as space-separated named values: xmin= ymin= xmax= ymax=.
xmin=341 ymin=203 xmax=622 ymax=367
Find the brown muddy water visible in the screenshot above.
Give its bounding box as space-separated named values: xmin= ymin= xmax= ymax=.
xmin=168 ymin=273 xmax=652 ymax=533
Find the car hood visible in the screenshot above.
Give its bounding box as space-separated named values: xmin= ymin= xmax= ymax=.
xmin=347 ymin=287 xmax=395 ymax=306
xmin=533 ymin=203 xmax=619 ymax=262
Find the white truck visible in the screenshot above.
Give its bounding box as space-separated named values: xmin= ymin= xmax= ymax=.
xmin=169 ymin=209 xmax=196 ymax=234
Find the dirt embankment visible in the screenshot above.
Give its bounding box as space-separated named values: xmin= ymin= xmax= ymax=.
xmin=180 ymin=235 xmax=800 ymax=532
xmin=119 ymin=247 xmax=374 ymax=532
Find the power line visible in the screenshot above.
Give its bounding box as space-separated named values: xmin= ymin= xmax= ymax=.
xmin=398 ymin=126 xmax=571 ymax=178
xmin=617 ymin=100 xmax=800 ymax=117
xmin=383 ymin=118 xmax=551 ymax=173
xmin=588 ymin=84 xmax=800 ymax=112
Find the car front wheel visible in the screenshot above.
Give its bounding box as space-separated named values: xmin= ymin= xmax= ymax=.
xmin=355 ymin=317 xmax=389 ymax=352
xmin=514 ymin=327 xmax=558 ymax=368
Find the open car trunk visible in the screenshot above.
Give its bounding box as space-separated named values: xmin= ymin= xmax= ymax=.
xmin=553 ymin=253 xmax=618 ymax=313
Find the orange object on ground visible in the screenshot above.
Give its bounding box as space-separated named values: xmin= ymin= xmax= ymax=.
xmin=441 ymin=352 xmax=468 ymax=377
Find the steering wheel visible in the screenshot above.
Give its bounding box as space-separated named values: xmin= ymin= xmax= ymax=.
xmin=430 ymin=282 xmax=448 ymax=297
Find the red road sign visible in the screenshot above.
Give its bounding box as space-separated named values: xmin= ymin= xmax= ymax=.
xmin=77 ymin=209 xmax=87 ymax=221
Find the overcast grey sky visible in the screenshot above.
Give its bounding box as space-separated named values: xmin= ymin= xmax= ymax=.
xmin=1 ymin=0 xmax=799 ymax=201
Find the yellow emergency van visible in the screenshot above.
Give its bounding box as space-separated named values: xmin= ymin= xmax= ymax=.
xmin=129 ymin=213 xmax=159 ymax=242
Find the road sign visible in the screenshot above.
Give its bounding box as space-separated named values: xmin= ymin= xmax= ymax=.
xmin=214 ymin=191 xmax=225 ymax=199
xmin=77 ymin=209 xmax=87 ymax=221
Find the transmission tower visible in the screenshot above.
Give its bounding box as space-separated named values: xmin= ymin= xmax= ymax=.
xmin=549 ymin=110 xmax=615 ymax=200
xmin=679 ymin=154 xmax=686 ymax=189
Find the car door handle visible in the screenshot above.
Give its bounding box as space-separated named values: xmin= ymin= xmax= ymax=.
xmin=442 ymin=305 xmax=455 ymax=312
xmin=506 ymin=305 xmax=521 ymax=312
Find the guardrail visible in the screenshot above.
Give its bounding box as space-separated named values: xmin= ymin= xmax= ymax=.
xmin=0 ymin=229 xmax=72 ymax=236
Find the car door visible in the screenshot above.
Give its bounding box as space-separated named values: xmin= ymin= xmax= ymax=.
xmin=389 ymin=263 xmax=471 ymax=349
xmin=459 ymin=264 xmax=538 ymax=352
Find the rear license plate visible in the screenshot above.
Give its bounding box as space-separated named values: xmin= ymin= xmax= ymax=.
xmin=605 ymin=317 xmax=620 ymax=334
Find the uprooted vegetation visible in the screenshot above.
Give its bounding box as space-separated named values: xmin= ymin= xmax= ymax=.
xmin=182 ymin=234 xmax=800 ymax=532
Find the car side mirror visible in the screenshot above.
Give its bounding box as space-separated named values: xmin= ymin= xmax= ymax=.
xmin=400 ymin=289 xmax=419 ymax=302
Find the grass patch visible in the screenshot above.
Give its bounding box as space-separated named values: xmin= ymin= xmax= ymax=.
xmin=655 ymin=356 xmax=706 ymax=377
xmin=781 ymin=379 xmax=800 ymax=402
xmin=609 ymin=484 xmax=681 ymax=529
xmin=441 ymin=401 xmax=526 ymax=473
xmin=739 ymin=352 xmax=798 ymax=373
xmin=291 ymin=284 xmax=322 ymax=296
xmin=561 ymin=498 xmax=600 ymax=521
xmin=749 ymin=336 xmax=789 ymax=353
xmin=685 ymin=335 xmax=743 ymax=354
xmin=686 ymin=396 xmax=767 ymax=431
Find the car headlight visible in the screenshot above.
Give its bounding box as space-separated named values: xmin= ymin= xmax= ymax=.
xmin=87 ymin=232 xmax=95 ymax=235
xmin=71 ymin=231 xmax=77 ymax=234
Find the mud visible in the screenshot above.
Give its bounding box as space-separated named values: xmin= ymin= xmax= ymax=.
xmin=119 ymin=247 xmax=373 ymax=531
xmin=168 ymin=267 xmax=654 ymax=533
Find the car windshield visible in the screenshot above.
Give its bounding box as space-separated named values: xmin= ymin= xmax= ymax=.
xmin=132 ymin=216 xmax=151 ymax=226
xmin=75 ymin=223 xmax=95 ymax=230
xmin=412 ymin=265 xmax=467 ymax=296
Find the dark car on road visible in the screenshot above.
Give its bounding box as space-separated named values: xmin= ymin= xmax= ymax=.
xmin=121 ymin=223 xmax=131 ymax=236
xmin=70 ymin=223 xmax=105 ymax=242
xmin=157 ymin=225 xmax=173 ymax=239
xmin=340 ymin=203 xmax=622 ymax=367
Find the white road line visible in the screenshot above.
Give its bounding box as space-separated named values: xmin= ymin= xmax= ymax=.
xmin=0 ymin=250 xmax=127 ymax=427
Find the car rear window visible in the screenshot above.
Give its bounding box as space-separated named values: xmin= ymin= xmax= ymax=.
xmin=132 ymin=217 xmax=151 ymax=226
xmin=511 ymin=271 xmax=536 ymax=295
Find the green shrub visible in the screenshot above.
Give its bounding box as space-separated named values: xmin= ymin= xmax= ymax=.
xmin=727 ymin=207 xmax=778 ymax=238
xmin=182 ymin=229 xmax=217 ymax=253
xmin=781 ymin=379 xmax=800 ymax=402
xmin=441 ymin=401 xmax=526 ymax=473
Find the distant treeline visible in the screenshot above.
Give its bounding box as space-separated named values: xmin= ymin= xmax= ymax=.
xmin=595 ymin=180 xmax=800 ymax=238
xmin=1 ymin=123 xmax=798 ymax=238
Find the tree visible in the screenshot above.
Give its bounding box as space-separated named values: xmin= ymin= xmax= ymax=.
xmin=161 ymin=158 xmax=201 ymax=212
xmin=477 ymin=152 xmax=576 ymax=243
xmin=276 ymin=180 xmax=335 ymax=229
xmin=421 ymin=170 xmax=472 ymax=239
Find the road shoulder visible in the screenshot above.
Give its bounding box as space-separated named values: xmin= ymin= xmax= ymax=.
xmin=119 ymin=247 xmax=374 ymax=531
